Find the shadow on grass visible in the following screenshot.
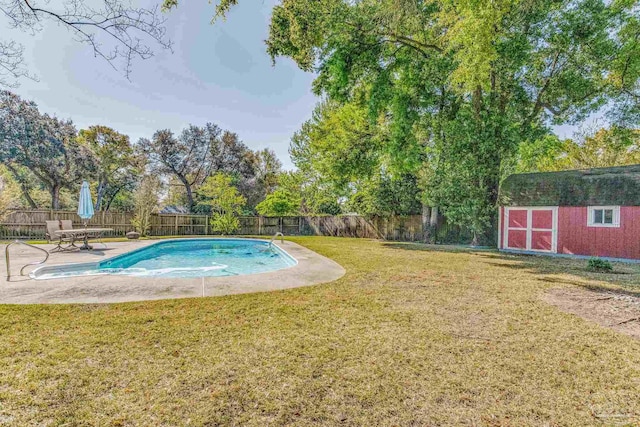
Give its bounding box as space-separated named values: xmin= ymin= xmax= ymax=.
xmin=381 ymin=241 xmax=495 ymax=255
xmin=484 ymin=253 xmax=640 ymax=296
xmin=382 ymin=241 xmax=640 ymax=295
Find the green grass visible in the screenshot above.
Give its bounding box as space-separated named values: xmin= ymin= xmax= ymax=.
xmin=1 ymin=237 xmax=640 ymax=426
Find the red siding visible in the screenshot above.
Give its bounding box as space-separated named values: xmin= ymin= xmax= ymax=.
xmin=557 ymin=206 xmax=640 ymax=260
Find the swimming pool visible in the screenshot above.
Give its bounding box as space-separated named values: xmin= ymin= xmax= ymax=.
xmin=31 ymin=239 xmax=297 ymax=280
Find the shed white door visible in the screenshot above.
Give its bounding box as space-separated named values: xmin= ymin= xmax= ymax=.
xmin=504 ymin=207 xmax=558 ymax=253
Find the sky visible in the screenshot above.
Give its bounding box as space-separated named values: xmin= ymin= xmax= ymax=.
xmin=6 ymin=0 xmax=584 ymax=171
xmin=8 ymin=0 xmax=318 ymax=170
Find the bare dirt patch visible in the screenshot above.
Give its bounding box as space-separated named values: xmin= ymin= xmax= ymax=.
xmin=544 ymin=287 xmax=640 ymax=339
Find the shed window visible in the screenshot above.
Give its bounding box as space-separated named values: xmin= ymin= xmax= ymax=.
xmin=587 ymin=206 xmax=620 ymax=227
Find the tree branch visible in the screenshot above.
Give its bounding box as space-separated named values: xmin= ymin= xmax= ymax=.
xmin=0 ymin=0 xmax=172 ymax=86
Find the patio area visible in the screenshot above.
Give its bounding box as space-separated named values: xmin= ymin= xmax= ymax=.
xmin=1 ymin=238 xmax=345 ymax=304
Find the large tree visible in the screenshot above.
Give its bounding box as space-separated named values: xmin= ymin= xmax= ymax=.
xmin=139 ymin=123 xmax=222 ymax=211
xmin=290 ymin=100 xmax=422 ymax=216
xmin=209 ymin=130 xmax=261 ymax=210
xmin=0 ymin=90 xmax=95 ymax=209
xmin=254 ymin=148 xmax=282 ymax=198
xmin=142 ymin=124 xmax=274 ymax=213
xmin=78 ymin=125 xmax=139 ymax=211
xmin=0 ymin=0 xmax=171 ymax=86
xmin=167 ymin=0 xmax=639 ymax=241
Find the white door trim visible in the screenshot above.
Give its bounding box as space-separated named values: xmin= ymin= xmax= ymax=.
xmin=504 ymin=206 xmax=558 ymax=253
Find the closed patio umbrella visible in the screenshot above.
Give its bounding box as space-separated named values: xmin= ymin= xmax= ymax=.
xmin=77 ymin=180 xmax=94 ymax=250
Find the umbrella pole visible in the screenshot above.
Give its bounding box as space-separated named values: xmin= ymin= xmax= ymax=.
xmin=80 ymin=220 xmax=93 ymax=251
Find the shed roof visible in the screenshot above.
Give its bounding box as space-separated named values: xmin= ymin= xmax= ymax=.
xmin=501 ymin=165 xmax=640 ymax=207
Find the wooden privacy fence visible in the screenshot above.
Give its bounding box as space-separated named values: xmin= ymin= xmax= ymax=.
xmin=0 ymin=209 xmax=474 ymax=243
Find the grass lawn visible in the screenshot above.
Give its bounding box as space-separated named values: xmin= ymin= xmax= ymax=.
xmin=1 ymin=237 xmax=640 ymax=426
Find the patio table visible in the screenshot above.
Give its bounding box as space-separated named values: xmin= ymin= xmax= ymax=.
xmin=53 ymin=228 xmax=113 ymax=251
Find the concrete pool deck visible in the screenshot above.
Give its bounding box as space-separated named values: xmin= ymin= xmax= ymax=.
xmin=0 ymin=238 xmax=345 ymax=304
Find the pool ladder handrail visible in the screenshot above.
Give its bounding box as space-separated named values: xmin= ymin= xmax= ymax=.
xmin=5 ymin=240 xmax=50 ymax=280
xmin=269 ymin=232 xmax=284 ymax=246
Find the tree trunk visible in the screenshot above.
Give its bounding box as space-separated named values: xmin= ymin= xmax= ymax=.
xmin=428 ymin=206 xmax=439 ymax=244
xmin=429 ymin=206 xmax=439 ymax=228
xmin=19 ymin=182 xmax=37 ymax=209
xmin=185 ymin=185 xmax=194 ymax=211
xmin=94 ymin=179 xmax=106 ymax=211
xmin=178 ymin=176 xmax=194 ymax=212
xmin=421 ymin=204 xmax=431 ymax=243
xmin=51 ymin=185 xmax=61 ymax=210
xmin=104 ymin=186 xmax=123 ymax=212
xmin=487 ymin=174 xmax=501 ymax=247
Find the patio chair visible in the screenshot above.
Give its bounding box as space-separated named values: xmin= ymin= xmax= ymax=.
xmin=45 ymin=220 xmax=84 ymax=252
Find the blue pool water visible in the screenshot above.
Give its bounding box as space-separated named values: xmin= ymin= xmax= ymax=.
xmin=33 ymin=239 xmax=297 ymax=279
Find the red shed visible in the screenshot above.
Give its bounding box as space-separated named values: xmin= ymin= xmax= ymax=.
xmin=499 ymin=165 xmax=640 ymax=261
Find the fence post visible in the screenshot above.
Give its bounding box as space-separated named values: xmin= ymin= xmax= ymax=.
xmin=258 ymin=216 xmax=262 ymax=235
xmin=174 ymin=214 xmax=179 ymax=235
xmin=205 ymin=216 xmax=209 ymax=235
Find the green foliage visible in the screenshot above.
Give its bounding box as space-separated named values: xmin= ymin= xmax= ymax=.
xmin=290 ymin=102 xmax=422 ymax=217
xmin=254 ymin=149 xmax=282 ymax=197
xmin=278 ymin=171 xmax=342 ymax=215
xmin=347 ymin=174 xmax=422 ymax=217
xmin=197 ymin=174 xmax=246 ymax=234
xmin=131 ymin=176 xmax=162 ymax=236
xmin=0 ymin=172 xmax=19 ymax=221
xmin=139 ymin=124 xmax=222 ymax=211
xmin=587 ymin=258 xmax=614 ymax=273
xmin=515 ymin=135 xmax=567 ymax=173
xmin=518 ymin=126 xmax=640 ymax=173
xmin=242 ymin=148 xmax=283 ymax=212
xmin=140 ymin=125 xmax=273 ymax=213
xmin=210 ymin=212 xmax=241 ymax=235
xmin=291 ymin=101 xmax=383 ymax=189
xmin=77 ymin=125 xmax=140 ymax=211
xmin=197 ymin=174 xmax=246 ymax=214
xmin=258 ymin=0 xmax=638 ymax=241
xmin=256 ymin=190 xmax=300 ymax=216
xmin=161 ymin=0 xmax=238 ymax=21
xmin=0 ymin=91 xmax=96 ymax=209
xmin=0 ymin=91 xmax=287 ymax=215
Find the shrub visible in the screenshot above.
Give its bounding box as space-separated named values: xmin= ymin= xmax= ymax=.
xmin=211 ymin=212 xmax=240 ymax=235
xmin=131 ymin=175 xmax=162 ymax=236
xmin=587 ymin=258 xmax=613 ymax=273
xmin=197 ymin=174 xmax=245 ymax=235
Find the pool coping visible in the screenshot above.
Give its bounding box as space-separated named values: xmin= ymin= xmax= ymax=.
xmin=1 ymin=238 xmax=346 ymax=304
